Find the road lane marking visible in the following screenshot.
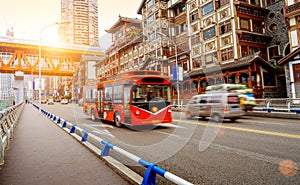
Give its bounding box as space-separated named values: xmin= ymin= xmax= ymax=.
xmin=82 ymin=123 xmax=115 ymax=137
xmin=157 ymin=123 xmax=184 ymax=128
xmin=155 ymin=130 xmax=180 ymax=137
xmin=173 ymin=119 xmax=300 ymax=139
xmin=89 ymin=124 xmax=114 ymax=129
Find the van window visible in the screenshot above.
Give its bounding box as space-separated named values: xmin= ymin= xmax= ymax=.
xmin=210 ymin=96 xmax=222 ymax=103
xmin=227 ymin=96 xmax=239 ymax=104
xmin=199 ymin=97 xmax=208 ymax=103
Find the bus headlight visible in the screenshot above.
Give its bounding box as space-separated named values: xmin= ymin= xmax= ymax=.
xmin=168 ymin=109 xmax=172 ymax=113
xmin=151 ymin=106 xmax=158 ymax=112
xmin=136 ymin=110 xmax=140 ymax=115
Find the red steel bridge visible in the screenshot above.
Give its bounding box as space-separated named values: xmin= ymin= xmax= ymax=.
xmin=0 ymin=37 xmax=106 ymax=76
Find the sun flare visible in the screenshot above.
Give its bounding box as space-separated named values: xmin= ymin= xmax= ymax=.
xmin=41 ymin=28 xmax=60 ymax=46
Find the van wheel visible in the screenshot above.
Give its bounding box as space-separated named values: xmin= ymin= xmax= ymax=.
xmin=185 ymin=111 xmax=192 ymax=119
xmin=212 ymin=113 xmax=222 ymax=123
xmin=91 ymin=109 xmax=95 ymax=121
xmin=114 ymin=112 xmax=122 ymax=128
xmin=230 ymin=118 xmax=237 ymax=122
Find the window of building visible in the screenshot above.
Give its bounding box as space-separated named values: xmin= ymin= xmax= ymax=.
xmin=293 ymin=64 xmax=300 ymax=83
xmin=268 ymin=46 xmax=279 ymax=59
xmin=179 ymin=4 xmax=186 ymax=13
xmin=205 ymin=52 xmax=217 ymax=65
xmin=240 ymin=19 xmax=250 ymax=30
xmin=180 ymin=23 xmax=187 ymax=33
xmin=219 ymin=20 xmax=231 ymax=35
xmin=263 ymin=72 xmax=276 ymax=86
xmin=269 ymin=23 xmax=278 ymax=32
xmin=148 ymin=14 xmax=154 ymax=24
xmin=266 ymin=0 xmax=278 ymax=5
xmin=250 ymin=0 xmax=260 ymax=6
xmin=253 ymin=20 xmax=263 ymax=33
xmin=269 ymin=12 xmax=275 ymax=19
xmin=221 ymin=47 xmax=234 ymax=61
xmin=219 ymin=0 xmax=229 ymax=7
xmin=149 ymin=32 xmax=155 ymax=41
xmin=190 ymin=10 xmax=198 ymax=23
xmin=203 ymin=27 xmax=215 ymax=40
xmin=202 ymin=2 xmax=214 ymax=16
xmin=241 ymin=45 xmax=248 ymax=57
xmin=147 ymin=0 xmax=154 ymax=9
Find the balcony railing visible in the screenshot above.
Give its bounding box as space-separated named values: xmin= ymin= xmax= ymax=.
xmin=284 ymin=2 xmax=300 ymax=17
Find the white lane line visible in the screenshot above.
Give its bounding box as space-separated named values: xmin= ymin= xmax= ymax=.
xmin=157 ymin=123 xmax=184 ymax=128
xmin=155 ymin=130 xmax=180 ymax=137
xmin=82 ymin=123 xmax=115 ymax=137
xmin=89 ymin=124 xmax=114 ymax=129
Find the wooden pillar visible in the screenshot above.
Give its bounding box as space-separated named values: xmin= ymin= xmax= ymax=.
xmin=248 ymin=66 xmax=252 ymax=88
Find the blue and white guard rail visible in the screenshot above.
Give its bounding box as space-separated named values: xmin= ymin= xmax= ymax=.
xmin=33 ymin=103 xmax=193 ymax=185
xmin=0 ymin=102 xmax=24 ymax=165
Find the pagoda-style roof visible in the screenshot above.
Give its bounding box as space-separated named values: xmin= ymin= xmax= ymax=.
xmin=278 ymin=47 xmax=300 ymax=66
xmin=105 ymin=15 xmax=141 ymax=33
xmin=189 ymin=53 xmax=277 ymax=77
xmin=137 ymin=0 xmax=147 ymax=14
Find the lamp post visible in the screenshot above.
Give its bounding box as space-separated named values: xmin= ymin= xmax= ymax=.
xmin=38 ymin=21 xmax=70 ymax=107
xmin=156 ymin=32 xmax=180 ymax=106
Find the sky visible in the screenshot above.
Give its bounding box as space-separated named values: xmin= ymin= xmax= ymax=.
xmin=0 ymin=0 xmax=141 ymax=44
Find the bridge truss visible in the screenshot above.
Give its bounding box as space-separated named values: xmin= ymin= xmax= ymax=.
xmin=0 ymin=37 xmax=105 ymax=76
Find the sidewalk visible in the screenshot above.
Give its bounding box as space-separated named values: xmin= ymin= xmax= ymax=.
xmin=0 ymin=104 xmax=130 ymax=185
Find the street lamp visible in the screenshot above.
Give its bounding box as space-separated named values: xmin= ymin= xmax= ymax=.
xmin=156 ymin=32 xmax=180 ymax=106
xmin=38 ymin=21 xmax=70 ymax=107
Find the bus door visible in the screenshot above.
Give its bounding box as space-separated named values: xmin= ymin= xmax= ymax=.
xmin=97 ymin=85 xmax=103 ymax=118
xmin=123 ymin=84 xmax=131 ymax=123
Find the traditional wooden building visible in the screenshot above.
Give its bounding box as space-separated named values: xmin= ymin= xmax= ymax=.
xmin=96 ymin=0 xmax=290 ymax=103
xmin=96 ymin=16 xmax=143 ymax=79
xmin=278 ymin=0 xmax=300 ymax=100
xmin=135 ymin=0 xmax=289 ymax=101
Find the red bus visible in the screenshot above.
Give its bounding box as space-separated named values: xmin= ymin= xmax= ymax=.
xmin=87 ymin=70 xmax=173 ymax=127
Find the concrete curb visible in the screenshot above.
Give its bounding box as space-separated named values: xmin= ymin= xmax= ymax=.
xmin=245 ymin=111 xmax=300 ymax=119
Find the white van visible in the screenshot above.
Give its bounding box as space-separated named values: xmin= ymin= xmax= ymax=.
xmin=185 ymin=93 xmax=245 ymax=122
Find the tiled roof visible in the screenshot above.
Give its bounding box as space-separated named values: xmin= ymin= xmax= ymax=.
xmin=278 ymin=47 xmax=300 ymax=66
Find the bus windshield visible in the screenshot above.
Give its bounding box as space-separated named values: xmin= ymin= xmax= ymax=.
xmin=132 ymin=84 xmax=171 ymax=103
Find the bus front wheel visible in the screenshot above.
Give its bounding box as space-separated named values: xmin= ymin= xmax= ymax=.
xmin=114 ymin=112 xmax=122 ymax=128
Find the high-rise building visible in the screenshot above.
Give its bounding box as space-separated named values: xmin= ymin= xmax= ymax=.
xmin=59 ymin=0 xmax=99 ymax=46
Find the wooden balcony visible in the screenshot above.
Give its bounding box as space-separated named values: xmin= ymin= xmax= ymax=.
xmin=284 ymin=2 xmax=300 ymax=17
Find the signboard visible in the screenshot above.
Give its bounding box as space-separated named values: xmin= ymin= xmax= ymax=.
xmin=34 ymin=78 xmax=45 ymax=90
xmin=172 ymin=66 xmax=177 ymax=81
xmin=172 ymin=66 xmax=183 ymax=81
xmin=178 ymin=66 xmax=183 ymax=81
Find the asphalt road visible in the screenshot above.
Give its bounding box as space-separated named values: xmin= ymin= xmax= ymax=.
xmin=40 ymin=102 xmax=300 ymax=184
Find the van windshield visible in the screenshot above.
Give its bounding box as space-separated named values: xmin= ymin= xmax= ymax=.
xmin=227 ymin=96 xmax=239 ymax=104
